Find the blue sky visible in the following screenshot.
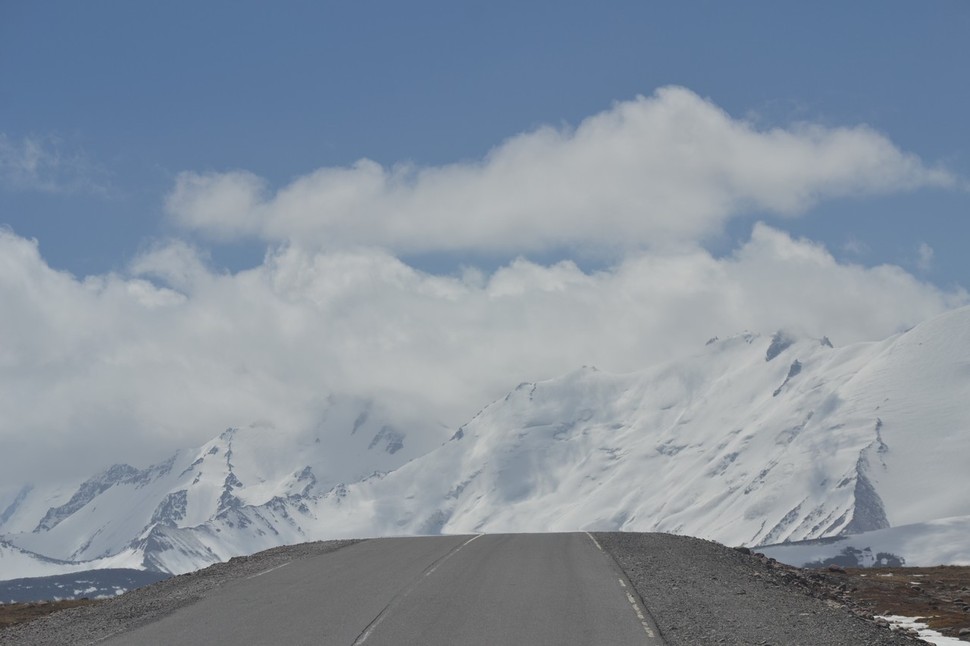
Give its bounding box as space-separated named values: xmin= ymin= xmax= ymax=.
xmin=2 ymin=1 xmax=968 ymax=280
xmin=1 ymin=1 xmax=969 ymax=484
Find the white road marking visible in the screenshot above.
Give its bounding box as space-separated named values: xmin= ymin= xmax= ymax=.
xmin=587 ymin=533 xmax=657 ymax=641
xmin=626 ymin=592 xmax=644 ymax=618
xmin=620 ymin=584 xmax=657 ymax=639
xmin=245 ymin=562 xmax=291 ymax=579
xmin=424 ymin=534 xmax=481 ymax=578
xmin=354 ymin=534 xmax=483 ymax=645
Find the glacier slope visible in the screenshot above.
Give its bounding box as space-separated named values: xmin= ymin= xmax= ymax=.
xmin=1 ymin=396 xmax=447 ymax=571
xmin=3 ymin=307 xmax=970 ymax=576
xmin=127 ymin=307 xmax=970 ymax=573
xmin=0 ymin=538 xmax=142 ymax=581
xmin=759 ymin=515 xmax=970 ymax=568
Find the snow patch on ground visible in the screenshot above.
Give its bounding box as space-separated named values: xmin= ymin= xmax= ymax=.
xmin=875 ymin=615 xmax=967 ymax=645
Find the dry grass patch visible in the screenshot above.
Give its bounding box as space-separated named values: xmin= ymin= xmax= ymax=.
xmin=0 ymin=599 xmax=103 ymax=630
xmin=840 ymin=565 xmax=970 ymax=640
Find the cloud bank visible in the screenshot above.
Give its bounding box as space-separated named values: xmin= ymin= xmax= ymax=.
xmin=1 ymin=86 xmax=965 ymax=489
xmin=168 ymin=87 xmax=952 ymax=255
xmin=0 ymin=225 xmax=965 ymax=487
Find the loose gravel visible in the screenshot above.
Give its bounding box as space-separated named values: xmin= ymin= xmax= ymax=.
xmin=0 ymin=539 xmax=359 ymax=646
xmin=596 ymin=532 xmax=923 ymax=645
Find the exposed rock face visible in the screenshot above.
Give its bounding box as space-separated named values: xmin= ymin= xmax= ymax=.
xmin=766 ymin=331 xmax=795 ymax=361
xmin=842 ymin=468 xmax=889 ymax=535
xmin=773 ymin=359 xmax=803 ymax=397
xmin=150 ymin=491 xmax=188 ymax=528
xmin=34 ymin=465 xmax=141 ymax=533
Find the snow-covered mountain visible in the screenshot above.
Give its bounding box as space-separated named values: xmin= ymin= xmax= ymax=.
xmin=1 ymin=396 xmax=448 ymax=576
xmin=759 ymin=515 xmax=970 ymax=568
xmin=3 ymin=307 xmax=970 ymax=578
xmin=0 ymin=538 xmax=139 ymax=581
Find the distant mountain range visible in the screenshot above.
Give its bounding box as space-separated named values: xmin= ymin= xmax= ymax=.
xmin=3 ymin=306 xmax=969 ymax=581
xmin=0 ymin=568 xmax=169 ymax=604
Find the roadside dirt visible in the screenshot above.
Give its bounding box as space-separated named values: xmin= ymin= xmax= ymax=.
xmin=0 ymin=599 xmax=101 ymax=630
xmin=822 ymin=565 xmax=970 ymax=641
xmin=738 ymin=550 xmax=970 ymax=642
xmin=597 ymin=533 xmax=923 ymax=645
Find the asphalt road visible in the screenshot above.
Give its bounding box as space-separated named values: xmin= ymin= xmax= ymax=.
xmin=100 ymin=533 xmax=662 ymax=645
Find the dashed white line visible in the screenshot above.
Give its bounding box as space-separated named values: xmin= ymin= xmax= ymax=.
xmin=620 ymin=582 xmax=657 ymax=639
xmin=424 ymin=534 xmax=481 ymax=578
xmin=354 ymin=534 xmax=483 ymax=645
xmin=245 ymin=562 xmax=291 ymax=579
xmin=588 ymin=533 xmax=657 ymax=641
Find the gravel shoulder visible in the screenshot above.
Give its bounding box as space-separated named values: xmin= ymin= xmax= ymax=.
xmin=0 ymin=539 xmax=359 ymax=646
xmin=595 ymin=532 xmax=923 ymax=646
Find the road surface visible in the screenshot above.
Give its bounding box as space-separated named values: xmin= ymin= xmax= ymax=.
xmin=102 ymin=533 xmax=663 ymax=645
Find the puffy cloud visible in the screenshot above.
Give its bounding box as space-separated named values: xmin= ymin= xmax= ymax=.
xmin=166 ymin=171 xmax=266 ymax=241
xmin=3 ymin=87 xmax=965 ymax=489
xmin=129 ymin=239 xmax=214 ymax=292
xmin=167 ymin=87 xmax=952 ymax=254
xmin=0 ymin=225 xmax=964 ymax=488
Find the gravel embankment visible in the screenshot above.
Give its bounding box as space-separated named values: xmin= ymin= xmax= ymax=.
xmin=0 ymin=539 xmax=359 ymax=646
xmin=596 ymin=532 xmax=923 ymax=645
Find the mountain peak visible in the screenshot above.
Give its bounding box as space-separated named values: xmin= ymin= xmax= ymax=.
xmin=4 ymin=306 xmax=970 ymax=576
xmin=765 ymin=331 xmax=795 ymax=361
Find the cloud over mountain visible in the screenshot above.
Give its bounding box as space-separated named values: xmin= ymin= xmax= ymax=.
xmin=167 ymin=87 xmax=953 ymax=254
xmin=0 ymin=223 xmax=965 ymax=488
xmin=1 ymin=86 xmax=966 ymax=490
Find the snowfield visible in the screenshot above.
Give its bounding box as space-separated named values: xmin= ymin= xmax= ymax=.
xmin=759 ymin=515 xmax=970 ymax=568
xmin=2 ymin=306 xmax=970 ymax=578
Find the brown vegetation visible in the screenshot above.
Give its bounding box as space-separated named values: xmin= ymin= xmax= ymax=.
xmin=741 ymin=549 xmax=970 ymax=642
xmin=839 ymin=566 xmax=970 ymax=640
xmin=0 ymin=599 xmax=102 ymax=630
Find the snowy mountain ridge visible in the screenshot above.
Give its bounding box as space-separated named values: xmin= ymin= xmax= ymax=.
xmin=0 ymin=396 xmax=448 ymax=575
xmin=3 ymin=306 xmax=970 ymax=578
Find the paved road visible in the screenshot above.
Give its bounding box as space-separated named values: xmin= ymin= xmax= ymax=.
xmin=102 ymin=533 xmax=663 ymax=645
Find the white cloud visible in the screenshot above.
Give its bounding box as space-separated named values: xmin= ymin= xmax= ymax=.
xmin=917 ymin=242 xmax=935 ymax=272
xmin=0 ymin=133 xmax=110 ymax=195
xmin=841 ymin=237 xmax=871 ymax=257
xmin=3 ymin=88 xmax=965 ymax=489
xmin=0 ymin=225 xmax=964 ymax=488
xmin=167 ymin=87 xmax=953 ymax=255
xmin=129 ymin=239 xmax=214 ymax=292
